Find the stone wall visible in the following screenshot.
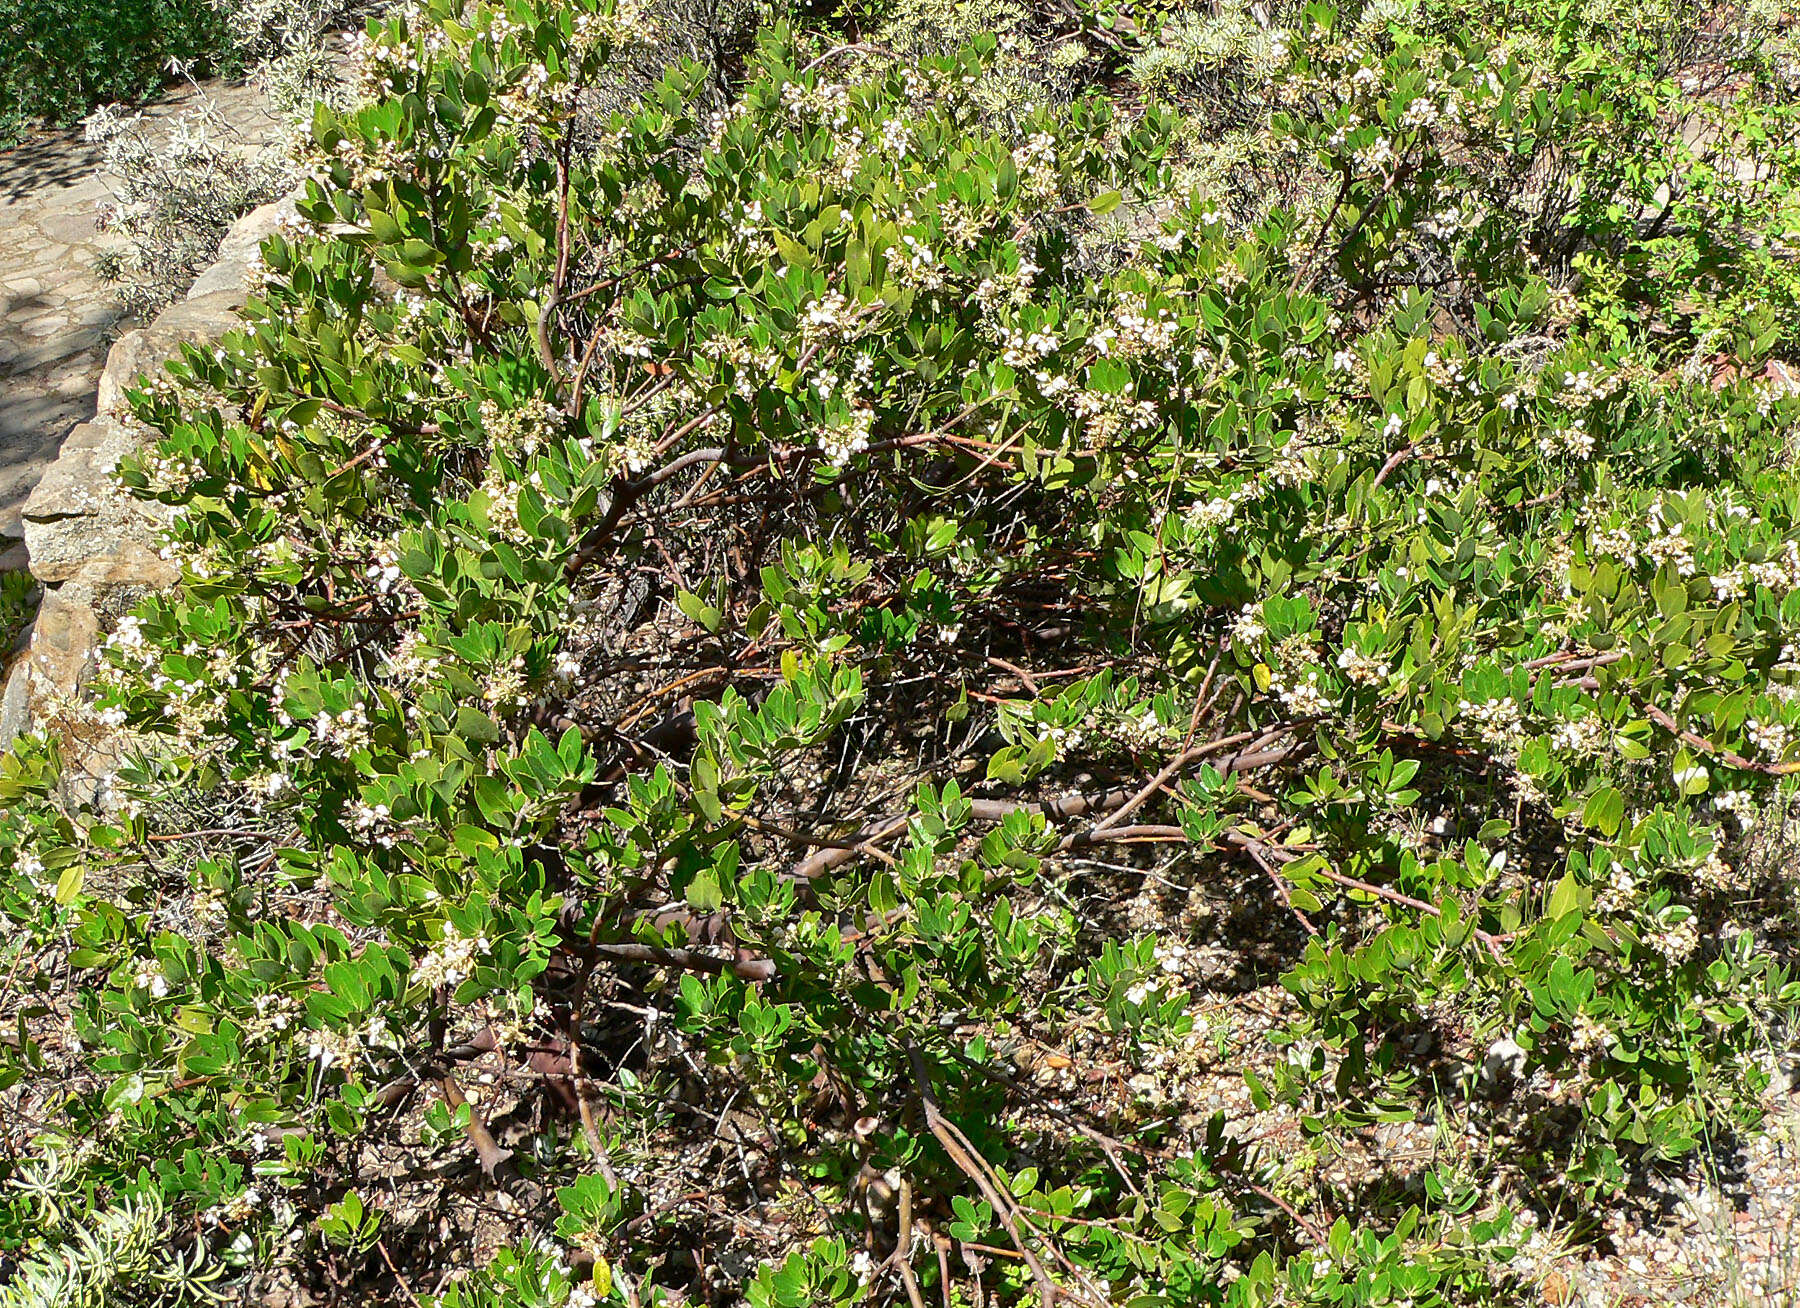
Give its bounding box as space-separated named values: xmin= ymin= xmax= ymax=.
xmin=0 ymin=197 xmax=296 ymax=800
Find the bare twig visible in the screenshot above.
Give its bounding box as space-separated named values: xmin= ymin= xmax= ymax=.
xmin=438 ymin=1075 xmax=516 ymax=1180
xmin=594 ymin=941 xmax=777 ymax=982
xmin=906 ymin=1043 xmax=1063 ymax=1308
xmin=1226 ymin=831 xmax=1508 ymax=963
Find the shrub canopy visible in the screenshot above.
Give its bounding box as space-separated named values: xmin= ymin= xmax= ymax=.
xmin=6 ymin=0 xmax=1800 ymax=1303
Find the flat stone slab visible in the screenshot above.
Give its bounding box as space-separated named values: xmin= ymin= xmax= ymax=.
xmin=0 ymin=75 xmax=287 ymax=544
xmin=21 ymin=413 xmax=182 ymax=575
xmin=0 ymin=389 xmax=87 ymax=538
xmin=37 ymin=210 xmax=98 ymax=244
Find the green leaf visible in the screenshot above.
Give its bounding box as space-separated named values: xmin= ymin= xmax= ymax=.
xmin=1546 ymin=870 xmax=1583 ymax=921
xmin=685 ymin=869 xmax=723 ymax=913
xmin=456 ymin=704 xmax=502 ymax=745
xmin=53 ymin=863 xmax=84 ymax=906
xmin=676 ymin=588 xmax=722 ymax=633
xmin=1582 ymin=786 xmax=1625 ymax=837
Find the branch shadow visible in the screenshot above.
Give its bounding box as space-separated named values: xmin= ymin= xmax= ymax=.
xmin=0 ymin=122 xmax=104 ymax=206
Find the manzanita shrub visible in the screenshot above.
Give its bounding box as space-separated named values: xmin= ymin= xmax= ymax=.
xmin=5 ymin=0 xmax=1800 ymax=1303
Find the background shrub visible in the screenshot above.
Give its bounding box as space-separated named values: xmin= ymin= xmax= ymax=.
xmin=0 ymin=0 xmax=233 ymax=144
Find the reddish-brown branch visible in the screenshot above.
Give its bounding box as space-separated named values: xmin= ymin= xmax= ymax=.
xmin=1226 ymin=831 xmax=1508 ymax=963
xmin=594 ymin=941 xmax=776 ymax=982
xmin=906 ymin=1044 xmax=1066 ymax=1308
xmin=1641 ymin=701 xmax=1800 ymax=776
xmin=438 ymin=1074 xmax=516 ymax=1179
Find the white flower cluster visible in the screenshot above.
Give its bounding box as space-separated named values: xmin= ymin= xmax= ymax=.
xmin=1115 ymin=708 xmax=1179 ymax=752
xmin=191 ymin=887 xmax=229 ymax=929
xmin=879 ymin=115 xmax=913 ymax=157
xmin=1416 ymin=204 xmax=1468 ymax=240
xmin=1714 ymin=788 xmax=1758 ymax=832
xmin=130 ymin=958 xmax=170 ymax=998
xmin=1747 ymin=539 xmax=1800 ymax=594
xmin=1041 ymin=720 xmax=1090 ymax=755
xmin=1593 ymin=864 xmax=1637 ymax=915
xmin=346 ymin=9 xmax=450 ymax=98
xmin=1068 ymin=387 xmax=1161 ymax=446
xmin=12 ymin=850 xmax=48 ymax=896
xmin=971 ymin=256 xmax=1043 ymax=312
xmin=244 ymin=991 xmax=302 ymax=1042
xmin=801 ymin=290 xmax=857 ymax=341
xmin=411 ymin=921 xmax=494 ymax=990
xmin=892 ymin=233 xmax=946 ymax=291
xmin=1088 ymin=295 xmax=1178 ymax=362
xmin=998 ymin=325 xmax=1058 ymax=369
xmin=698 ymin=331 xmax=784 ymax=403
xmin=1646 ymin=911 xmax=1699 ymax=965
xmin=781 ymin=79 xmax=853 ymax=130
xmin=348 ymin=798 xmax=410 ymax=849
xmin=1230 ymin=603 xmax=1267 ymax=646
xmin=476 ymin=459 xmax=537 ymax=545
xmin=817 ymin=407 xmax=875 ymax=468
xmin=568 ymin=0 xmax=654 ymax=57
xmin=206 ymin=1186 xmax=264 ymax=1226
xmin=479 ymin=395 xmax=566 ymax=456
xmin=1275 ymin=667 xmax=1332 ymax=716
xmin=1640 ymin=519 xmax=1697 ymax=576
xmin=935 ymin=196 xmax=988 ymax=251
xmin=1334 ymin=645 xmax=1390 ymax=686
xmin=1692 ymin=845 xmax=1734 ymax=891
xmin=324 ymin=125 xmax=409 ymax=190
xmin=480 ymin=993 xmax=543 ymax=1050
xmin=382 ymin=632 xmax=445 ymax=688
xmin=1747 ymin=717 xmax=1790 ymax=759
xmin=1182 ymin=481 xmax=1261 ymax=538
xmin=1269 ymin=430 xmax=1319 ymax=486
xmin=365 ymin=546 xmax=405 ymax=596
xmin=1547 ymin=713 xmax=1607 ymax=758
xmin=1549 ymin=365 xmax=1623 ymax=410
xmin=306 ymin=1027 xmax=362 ymax=1069
xmin=274 ymin=694 xmax=373 ymax=759
xmin=307 ymin=1015 xmax=403 ymax=1070
xmin=483 ymin=653 xmax=532 ymax=710
xmin=1586 ymin=524 xmax=1639 ymax=566
xmin=1010 ymin=131 xmax=1060 ymax=200
xmin=135 ymin=449 xmax=208 ymax=495
xmin=1568 ymin=1012 xmax=1610 ymax=1055
xmin=1456 ymin=695 xmax=1524 ymax=750
xmin=1536 ymin=417 xmax=1595 ymax=460
xmin=90 ymin=615 xmax=267 ymax=753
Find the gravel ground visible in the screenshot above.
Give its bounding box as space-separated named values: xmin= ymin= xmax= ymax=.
xmin=1537 ymin=1069 xmax=1800 ymax=1307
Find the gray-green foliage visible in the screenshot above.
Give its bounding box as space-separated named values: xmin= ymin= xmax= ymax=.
xmin=86 ymin=0 xmax=367 ymax=318
xmin=0 ymin=1154 xmax=222 ymax=1308
xmin=221 ymin=0 xmax=379 ymax=115
xmin=1128 ymin=0 xmax=1284 ymax=102
xmin=89 ymin=96 xmax=291 ymax=317
xmin=0 ymin=1198 xmax=163 ymax=1308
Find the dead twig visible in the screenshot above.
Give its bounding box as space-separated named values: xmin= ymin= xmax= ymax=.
xmin=594 ymin=941 xmax=777 ymax=982
xmin=906 ymin=1043 xmax=1064 ymax=1308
